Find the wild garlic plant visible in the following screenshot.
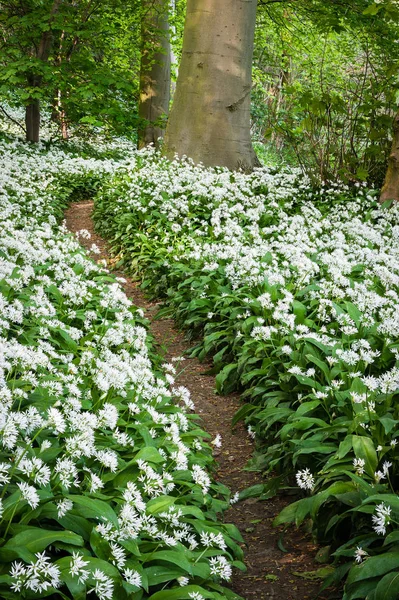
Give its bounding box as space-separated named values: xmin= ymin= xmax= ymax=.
xmin=0 ymin=136 xmax=243 ymax=600
xmin=95 ymin=150 xmax=399 ymax=597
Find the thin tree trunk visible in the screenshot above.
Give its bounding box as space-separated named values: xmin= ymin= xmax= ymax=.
xmin=163 ymin=0 xmax=258 ymax=171
xmin=25 ymin=93 xmax=40 ymax=143
xmin=25 ymin=0 xmax=63 ymax=142
xmin=380 ymin=109 xmax=399 ymax=203
xmin=169 ymin=0 xmax=178 ymax=96
xmin=52 ymin=31 xmax=70 ymax=139
xmin=138 ymin=0 xmax=171 ymax=149
xmin=272 ymin=51 xmax=290 ymax=150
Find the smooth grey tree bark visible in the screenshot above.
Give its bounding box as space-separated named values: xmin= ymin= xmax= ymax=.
xmin=163 ymin=0 xmax=258 ymax=171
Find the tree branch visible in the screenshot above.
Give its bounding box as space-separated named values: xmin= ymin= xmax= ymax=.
xmin=0 ymin=105 xmax=26 ymax=133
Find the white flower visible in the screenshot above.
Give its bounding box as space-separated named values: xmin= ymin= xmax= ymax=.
xmin=110 ymin=542 xmax=126 ymax=569
xmin=17 ymin=482 xmax=40 ymax=509
xmin=56 ymin=499 xmax=73 ymax=518
xmin=296 ymin=468 xmax=315 ymax=490
xmin=230 ymin=491 xmax=240 ymax=505
xmin=69 ymin=552 xmax=89 ymax=584
xmin=374 ymin=470 xmax=385 ymax=483
xmin=383 ymin=461 xmax=392 ymax=476
xmin=10 ymin=552 xmax=61 ymax=593
xmin=89 ymin=569 xmax=114 ymax=600
xmin=211 ymin=434 xmax=222 ymax=448
xmin=192 ymin=464 xmax=211 ymax=495
xmin=281 ymin=345 xmax=292 ymax=355
xmin=177 ymin=576 xmax=189 ymax=586
xmin=123 ymin=568 xmax=142 ymax=587
xmin=354 ymin=546 xmax=368 ymax=563
xmin=288 ymin=366 xmax=303 ymax=375
xmin=209 ymin=555 xmax=232 ymax=580
xmin=372 ymin=503 xmax=391 ymax=535
xmin=247 ymin=425 xmax=256 ymax=439
xmin=353 ymin=458 xmax=365 ymax=475
xmin=0 ymin=462 xmax=11 ymax=485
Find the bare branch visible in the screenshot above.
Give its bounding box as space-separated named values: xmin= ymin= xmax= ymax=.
xmin=0 ymin=104 xmax=26 ymax=133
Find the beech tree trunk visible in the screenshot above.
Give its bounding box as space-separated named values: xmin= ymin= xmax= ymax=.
xmin=380 ymin=109 xmax=399 ymax=203
xmin=138 ymin=0 xmax=171 ymax=149
xmin=163 ymin=0 xmax=258 ymax=171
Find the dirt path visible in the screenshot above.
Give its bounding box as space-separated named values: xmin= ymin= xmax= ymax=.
xmin=65 ymin=201 xmax=333 ymax=600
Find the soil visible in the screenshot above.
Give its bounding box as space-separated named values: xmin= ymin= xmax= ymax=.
xmin=64 ymin=200 xmax=338 ymax=600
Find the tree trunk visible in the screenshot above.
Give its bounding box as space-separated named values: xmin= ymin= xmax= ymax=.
xmin=25 ymin=0 xmax=63 ymax=143
xmin=169 ymin=0 xmax=178 ymax=96
xmin=163 ymin=0 xmax=258 ymax=171
xmin=380 ymin=109 xmax=399 ymax=203
xmin=25 ymin=97 xmax=41 ymax=143
xmin=138 ymin=0 xmax=171 ymax=149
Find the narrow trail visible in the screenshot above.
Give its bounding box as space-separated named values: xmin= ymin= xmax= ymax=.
xmin=65 ymin=201 xmax=332 ymax=600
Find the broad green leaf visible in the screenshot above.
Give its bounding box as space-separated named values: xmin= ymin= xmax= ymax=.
xmin=148 ymin=585 xmax=215 ymax=599
xmin=67 ymin=495 xmax=119 ymax=527
xmin=337 ymin=435 xmax=353 ymax=459
xmin=379 ymin=416 xmax=398 ymax=435
xmin=352 ymin=436 xmax=377 ymax=477
xmin=145 ymin=550 xmax=194 ymax=575
xmin=146 ymin=495 xmax=176 ymax=515
xmin=145 ymin=565 xmax=187 ymax=586
xmin=0 ymin=528 xmax=83 ymax=563
xmin=374 ymin=571 xmax=399 ymax=600
xmin=305 ymin=354 xmax=330 ymax=382
xmin=232 ymin=403 xmax=256 ymax=427
xmin=346 ymin=552 xmax=399 ymax=586
xmin=295 ymin=400 xmax=321 ymax=416
xmin=134 ymin=446 xmax=165 ymax=464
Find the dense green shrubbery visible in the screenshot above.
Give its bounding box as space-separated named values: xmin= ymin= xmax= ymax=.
xmin=94 ymin=150 xmax=399 ymax=598
xmin=0 ymin=138 xmax=243 ymax=600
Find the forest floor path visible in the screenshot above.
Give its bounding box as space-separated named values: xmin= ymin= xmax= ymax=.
xmin=65 ymin=200 xmax=333 ymax=600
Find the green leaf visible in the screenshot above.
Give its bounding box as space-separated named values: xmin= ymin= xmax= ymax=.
xmin=346 ymin=552 xmax=399 ymax=586
xmin=215 ymin=363 xmax=238 ymax=393
xmin=145 ymin=551 xmax=193 ymax=575
xmin=238 ymin=484 xmax=264 ymax=500
xmin=67 ymin=495 xmax=119 ymax=527
xmin=0 ymin=528 xmax=83 ymax=562
xmin=58 ymin=328 xmax=78 ymax=352
xmin=148 ymin=585 xmax=215 ymax=599
xmin=145 ymin=565 xmax=187 ymax=587
xmin=295 ymin=400 xmax=321 ymax=416
xmin=363 ymin=3 xmax=382 ymax=15
xmin=379 ymin=416 xmax=398 ymax=435
xmin=352 ymin=436 xmax=377 ymax=477
xmin=134 ymin=446 xmax=165 ymax=464
xmin=374 ymin=571 xmax=399 ymax=600
xmin=293 ymin=300 xmax=307 ymax=323
xmin=274 ymin=497 xmax=313 ymax=527
xmin=337 ymin=435 xmax=353 ymax=459
xmin=305 ymin=354 xmax=331 ymax=382
xmin=146 ymin=495 xmax=176 ymax=515
xmin=232 ymin=403 xmax=256 ymax=427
